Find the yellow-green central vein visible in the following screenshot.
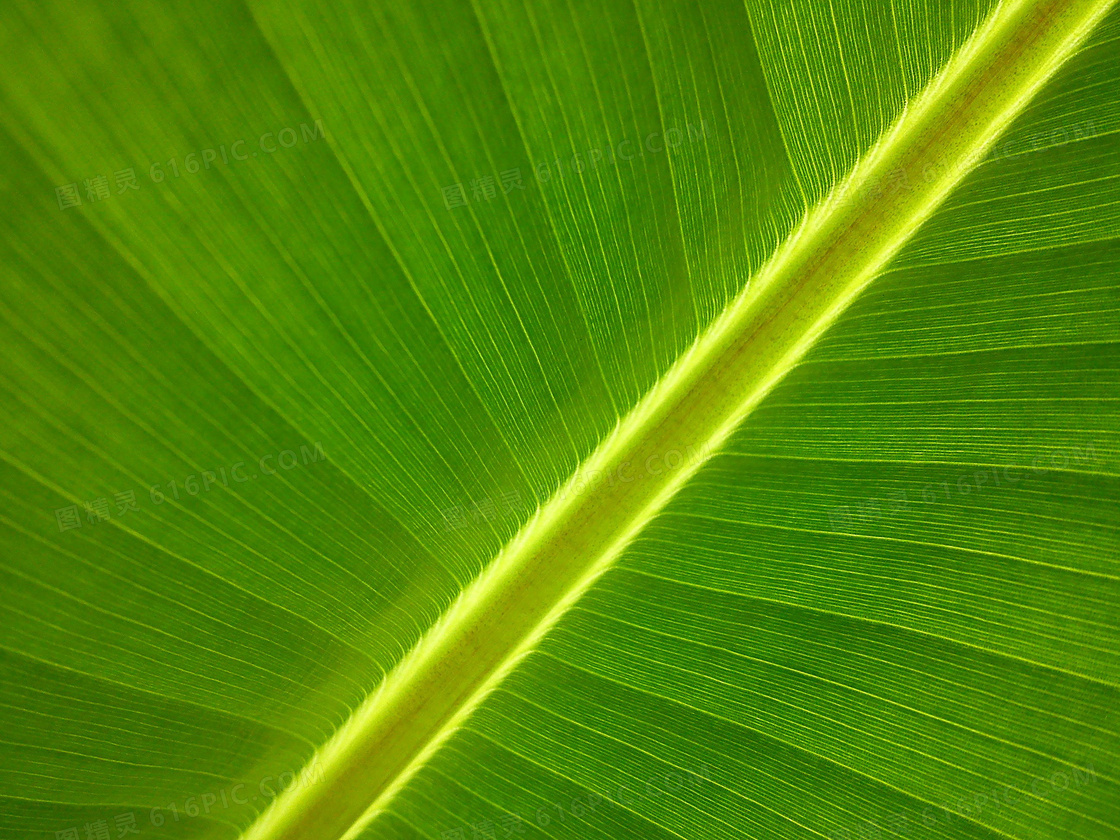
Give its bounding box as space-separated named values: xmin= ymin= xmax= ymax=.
xmin=240 ymin=1 xmax=1116 ymax=838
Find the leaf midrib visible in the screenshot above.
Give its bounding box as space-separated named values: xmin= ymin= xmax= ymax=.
xmin=241 ymin=2 xmax=1117 ymax=839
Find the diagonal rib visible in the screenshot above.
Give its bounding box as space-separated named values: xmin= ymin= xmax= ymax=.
xmin=240 ymin=1 xmax=1117 ymax=838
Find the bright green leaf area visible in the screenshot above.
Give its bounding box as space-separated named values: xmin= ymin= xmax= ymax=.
xmin=0 ymin=1 xmax=1118 ymax=840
